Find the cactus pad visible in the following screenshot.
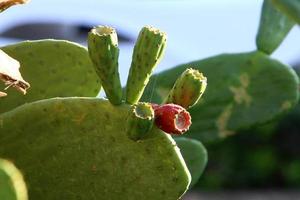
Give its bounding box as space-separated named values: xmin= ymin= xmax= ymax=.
xmin=0 ymin=159 xmax=28 ymax=200
xmin=175 ymin=138 xmax=207 ymax=188
xmin=0 ymin=97 xmax=190 ymax=200
xmin=256 ymin=0 xmax=295 ymax=54
xmin=142 ymin=51 xmax=299 ymax=142
xmin=0 ymin=40 xmax=101 ymax=113
xmin=272 ymin=0 xmax=300 ymax=24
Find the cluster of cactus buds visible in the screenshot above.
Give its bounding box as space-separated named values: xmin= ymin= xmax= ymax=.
xmin=87 ymin=25 xmax=207 ymax=139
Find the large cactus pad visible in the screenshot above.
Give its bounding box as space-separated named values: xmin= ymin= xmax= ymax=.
xmin=0 ymin=98 xmax=190 ymax=200
xmin=0 ymin=40 xmax=101 ymax=114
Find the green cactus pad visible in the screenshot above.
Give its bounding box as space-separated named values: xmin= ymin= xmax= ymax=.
xmin=126 ymin=26 xmax=167 ymax=104
xmin=272 ymin=0 xmax=300 ymax=24
xmin=256 ymin=0 xmax=295 ymax=54
xmin=126 ymin=102 xmax=154 ymax=140
xmin=88 ymin=26 xmax=122 ymax=105
xmin=174 ymin=138 xmax=207 ymax=188
xmin=165 ymin=68 xmax=207 ymax=109
xmin=142 ymin=51 xmax=299 ymax=142
xmin=0 ymin=40 xmax=101 ymax=114
xmin=0 ymin=97 xmax=190 ymax=200
xmin=0 ymin=159 xmax=28 ymax=200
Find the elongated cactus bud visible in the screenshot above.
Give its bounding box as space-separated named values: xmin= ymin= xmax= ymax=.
xmin=126 ymin=102 xmax=154 ymax=140
xmin=0 ymin=49 xmax=30 ymax=96
xmin=126 ymin=26 xmax=167 ymax=104
xmin=88 ymin=26 xmax=122 ymax=105
xmin=165 ymin=68 xmax=207 ymax=109
xmin=152 ymin=104 xmax=191 ymax=135
xmin=0 ymin=159 xmax=28 ymax=200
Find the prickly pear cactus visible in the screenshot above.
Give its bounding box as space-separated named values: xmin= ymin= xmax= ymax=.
xmin=0 ymin=40 xmax=101 ymax=114
xmin=0 ymin=26 xmax=207 ymax=200
xmin=0 ymin=159 xmax=28 ymax=200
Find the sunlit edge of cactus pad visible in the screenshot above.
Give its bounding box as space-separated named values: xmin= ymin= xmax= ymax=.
xmin=0 ymin=158 xmax=28 ymax=200
xmin=142 ymin=51 xmax=300 ymax=142
xmin=0 ymin=39 xmax=101 ymax=114
xmin=0 ymin=97 xmax=191 ymax=200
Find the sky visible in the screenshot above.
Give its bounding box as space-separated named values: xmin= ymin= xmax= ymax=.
xmin=0 ymin=0 xmax=299 ymax=85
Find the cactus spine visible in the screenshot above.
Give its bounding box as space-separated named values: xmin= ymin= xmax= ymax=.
xmin=126 ymin=26 xmax=167 ymax=104
xmin=88 ymin=26 xmax=122 ymax=105
xmin=165 ymin=68 xmax=207 ymax=109
xmin=126 ymin=102 xmax=154 ymax=140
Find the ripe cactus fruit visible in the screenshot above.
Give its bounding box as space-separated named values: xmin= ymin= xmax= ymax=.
xmin=0 ymin=49 xmax=30 ymax=97
xmin=153 ymin=103 xmax=192 ymax=135
xmin=0 ymin=159 xmax=28 ymax=200
xmin=0 ymin=40 xmax=101 ymax=113
xmin=126 ymin=102 xmax=154 ymax=140
xmin=88 ymin=26 xmax=122 ymax=105
xmin=126 ymin=26 xmax=167 ymax=104
xmin=0 ymin=97 xmax=191 ymax=200
xmin=165 ymin=68 xmax=207 ymax=109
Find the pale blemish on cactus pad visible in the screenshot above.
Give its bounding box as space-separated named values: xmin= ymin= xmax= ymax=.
xmin=229 ymin=73 xmax=252 ymax=106
xmin=216 ymin=104 xmax=234 ymax=138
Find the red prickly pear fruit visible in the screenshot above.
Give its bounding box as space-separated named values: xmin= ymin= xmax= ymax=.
xmin=152 ymin=103 xmax=191 ymax=135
